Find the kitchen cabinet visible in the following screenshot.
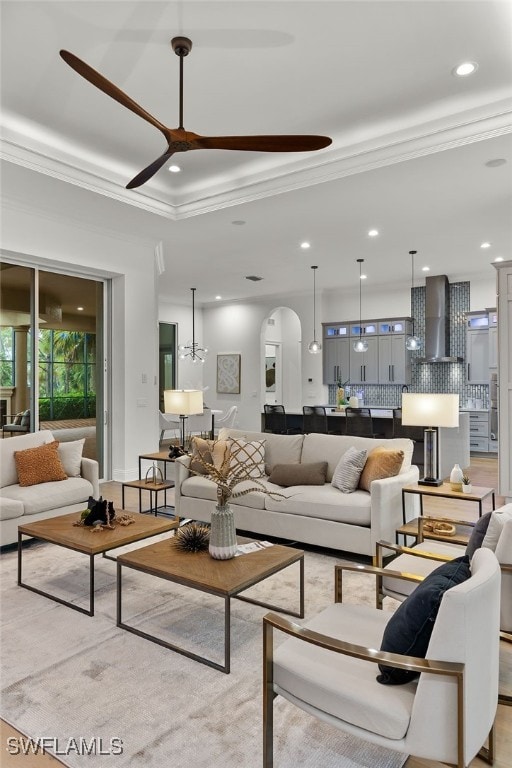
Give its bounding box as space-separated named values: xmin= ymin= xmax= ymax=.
xmin=466 ymin=329 xmax=489 ymax=384
xmin=488 ymin=310 xmax=498 ymax=370
xmin=378 ymin=334 xmax=411 ymax=384
xmin=323 ymin=337 xmax=350 ymax=385
xmin=350 ymin=336 xmax=379 ymax=384
xmin=466 ymin=410 xmax=490 ymax=453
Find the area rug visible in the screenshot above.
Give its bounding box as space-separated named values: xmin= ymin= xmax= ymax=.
xmin=0 ymin=538 xmax=406 ymax=768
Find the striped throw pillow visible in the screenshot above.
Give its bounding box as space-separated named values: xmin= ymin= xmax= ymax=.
xmin=331 ymin=447 xmax=368 ymax=493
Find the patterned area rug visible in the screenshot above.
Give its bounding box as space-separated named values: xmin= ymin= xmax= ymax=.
xmin=1 ymin=539 xmax=406 ymax=768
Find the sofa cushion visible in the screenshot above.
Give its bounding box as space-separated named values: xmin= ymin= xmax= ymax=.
xmin=0 ymin=430 xmax=54 ymax=488
xmin=482 ymin=503 xmax=512 ymax=551
xmin=358 ymin=447 xmax=404 ymax=492
xmin=265 ymin=484 xmax=372 ymax=525
xmin=219 ymin=428 xmax=303 ymax=474
xmin=179 ymin=475 xmax=267 ymax=510
xmin=331 ymin=448 xmax=368 ymax=493
xmin=1 ymin=477 xmax=94 ymax=516
xmin=14 ymin=441 xmax=67 ymax=487
xmin=301 ymin=433 xmax=413 ymax=482
xmin=189 ymin=436 xmax=213 ymax=475
xmin=377 ymin=556 xmax=471 ymax=685
xmin=269 ymin=462 xmax=328 ymax=487
xmin=58 ymin=438 xmax=85 ymax=478
xmin=0 ymin=496 xmax=25 ymax=521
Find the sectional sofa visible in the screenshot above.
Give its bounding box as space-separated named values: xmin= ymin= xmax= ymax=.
xmin=175 ymin=428 xmax=419 ymax=558
xmin=0 ymin=430 xmax=100 ymax=547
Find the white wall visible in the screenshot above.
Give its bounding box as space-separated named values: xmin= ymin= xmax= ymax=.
xmin=2 ymin=203 xmax=160 ymax=481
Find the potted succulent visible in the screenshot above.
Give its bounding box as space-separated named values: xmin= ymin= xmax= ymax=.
xmin=462 ymin=473 xmax=472 ymax=494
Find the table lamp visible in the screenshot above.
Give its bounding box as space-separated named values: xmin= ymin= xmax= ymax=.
xmin=164 ymin=389 xmax=203 ymax=450
xmin=401 ymin=393 xmax=459 ymax=486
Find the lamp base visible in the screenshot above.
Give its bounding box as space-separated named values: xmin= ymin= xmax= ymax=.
xmin=418 ymin=477 xmax=443 ymax=487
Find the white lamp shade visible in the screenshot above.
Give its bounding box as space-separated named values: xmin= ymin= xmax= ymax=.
xmin=164 ymin=389 xmax=203 ymax=416
xmin=402 ymin=393 xmax=459 ymax=428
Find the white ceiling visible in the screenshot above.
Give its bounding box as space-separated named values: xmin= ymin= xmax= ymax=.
xmin=1 ymin=0 xmax=512 ymax=306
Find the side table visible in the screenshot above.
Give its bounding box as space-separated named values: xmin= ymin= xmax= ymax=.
xmin=401 ymin=482 xmax=495 ymax=524
xmin=122 ymin=479 xmax=174 ymax=517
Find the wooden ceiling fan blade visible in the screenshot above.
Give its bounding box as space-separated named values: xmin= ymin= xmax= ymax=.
xmin=194 ymin=135 xmax=332 ymax=152
xmin=60 ymin=50 xmax=169 ymax=136
xmin=126 ymin=151 xmax=175 ymax=189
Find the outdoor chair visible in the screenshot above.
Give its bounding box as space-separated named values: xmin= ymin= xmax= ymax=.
xmin=263 ymin=548 xmax=500 ymax=768
xmin=2 ymin=409 xmax=30 ymax=437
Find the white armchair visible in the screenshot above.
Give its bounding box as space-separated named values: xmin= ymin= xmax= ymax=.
xmin=214 ymin=405 xmax=237 ymax=433
xmin=263 ymin=548 xmax=500 ymax=768
xmin=159 ymin=411 xmax=180 ymax=442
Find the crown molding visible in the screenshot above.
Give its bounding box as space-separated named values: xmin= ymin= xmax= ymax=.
xmin=1 ymin=99 xmax=511 ymax=221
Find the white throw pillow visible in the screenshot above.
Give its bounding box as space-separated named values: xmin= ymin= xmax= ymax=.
xmin=57 ymin=439 xmax=85 ymax=477
xmin=481 ymin=503 xmax=512 ymax=551
xmin=229 ymin=438 xmax=266 ymax=479
xmin=331 ymin=447 xmax=368 ymax=493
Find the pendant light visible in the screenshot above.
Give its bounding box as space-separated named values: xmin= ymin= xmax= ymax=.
xmin=406 ymin=250 xmax=423 ymax=351
xmin=178 ymin=288 xmax=209 ymax=363
xmin=308 ymin=265 xmax=322 ymax=354
xmin=353 ymin=258 xmax=368 ymax=352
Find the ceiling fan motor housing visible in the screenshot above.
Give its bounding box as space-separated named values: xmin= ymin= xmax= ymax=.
xmin=171 ymin=37 xmax=192 ymax=56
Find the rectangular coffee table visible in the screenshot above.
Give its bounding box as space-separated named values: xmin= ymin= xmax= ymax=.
xmin=116 ymin=537 xmax=304 ymax=673
xmin=18 ymin=511 xmax=179 ymax=616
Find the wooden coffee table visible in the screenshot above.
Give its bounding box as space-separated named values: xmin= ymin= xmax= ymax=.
xmin=18 ymin=511 xmax=179 ymax=616
xmin=116 ymin=537 xmax=304 ymax=673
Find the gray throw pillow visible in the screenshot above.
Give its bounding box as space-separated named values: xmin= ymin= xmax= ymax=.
xmin=465 ymin=511 xmax=492 ymax=560
xmin=331 ymin=447 xmax=368 ymax=493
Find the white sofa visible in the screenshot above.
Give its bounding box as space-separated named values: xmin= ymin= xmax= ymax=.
xmin=175 ymin=428 xmax=419 ymax=558
xmin=0 ymin=430 xmax=100 ymax=547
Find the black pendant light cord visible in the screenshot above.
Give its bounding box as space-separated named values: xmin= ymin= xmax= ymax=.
xmin=312 ymin=266 xmax=317 ymax=340
xmin=191 ymin=287 xmax=196 ymax=353
xmin=409 ymin=250 xmax=417 ymax=336
xmin=357 ymin=258 xmax=364 ymax=340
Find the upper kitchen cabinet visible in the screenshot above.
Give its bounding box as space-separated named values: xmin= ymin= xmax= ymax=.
xmin=350 ymin=323 xmax=379 ymax=384
xmin=322 ymin=324 xmax=351 ymax=384
xmin=466 ymin=311 xmax=489 ymax=384
xmin=378 ymin=320 xmax=412 ymax=384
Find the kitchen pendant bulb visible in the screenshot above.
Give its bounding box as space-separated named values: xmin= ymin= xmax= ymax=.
xmin=353 ymin=338 xmax=368 ymax=353
xmin=406 ymin=334 xmax=422 ymax=351
xmin=308 ymin=266 xmax=321 ymax=355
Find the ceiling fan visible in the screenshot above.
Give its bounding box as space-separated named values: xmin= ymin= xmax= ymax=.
xmin=60 ymin=37 xmax=332 ymax=190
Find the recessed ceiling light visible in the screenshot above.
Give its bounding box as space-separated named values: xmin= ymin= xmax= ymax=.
xmin=168 ymin=164 xmax=181 ymax=173
xmin=368 ymin=229 xmax=379 ymax=237
xmin=494 ymin=257 xmax=504 ymax=263
xmin=485 ymin=158 xmax=507 ymax=168
xmin=453 ymin=61 xmax=478 ymax=77
xmin=77 ymin=306 xmax=84 ymax=311
xmin=215 ymin=295 xmax=222 ymax=300
xmin=480 ymin=242 xmax=491 ymax=249
xmin=232 ymin=220 xmax=246 ymax=226
xmin=360 ymin=274 xmax=367 ymax=280
xmin=300 ymin=241 xmax=311 ymax=249
xmin=422 ymin=266 xmax=430 ymax=272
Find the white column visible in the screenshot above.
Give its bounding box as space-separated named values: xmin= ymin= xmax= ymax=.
xmin=493 ymin=260 xmax=512 ymax=501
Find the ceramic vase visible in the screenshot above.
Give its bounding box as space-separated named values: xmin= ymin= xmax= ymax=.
xmin=450 ymin=463 xmax=464 ymax=492
xmin=209 ymin=504 xmax=237 ymax=560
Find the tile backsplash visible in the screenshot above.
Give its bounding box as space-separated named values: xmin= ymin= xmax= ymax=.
xmin=327 ymin=281 xmax=489 ymax=408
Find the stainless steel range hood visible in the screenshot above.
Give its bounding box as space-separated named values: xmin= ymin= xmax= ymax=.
xmin=417 ymin=274 xmax=463 ymax=363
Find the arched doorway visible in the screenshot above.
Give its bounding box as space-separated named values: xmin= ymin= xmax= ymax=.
xmin=261 ymin=307 xmax=301 ymax=411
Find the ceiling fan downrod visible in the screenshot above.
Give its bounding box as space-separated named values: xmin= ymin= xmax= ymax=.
xmin=171 ymin=37 xmax=192 ymax=131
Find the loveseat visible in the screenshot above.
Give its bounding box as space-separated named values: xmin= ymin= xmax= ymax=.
xmin=0 ymin=430 xmax=100 ymax=547
xmin=175 ymin=428 xmax=419 ymax=559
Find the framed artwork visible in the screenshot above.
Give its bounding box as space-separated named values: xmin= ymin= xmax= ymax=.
xmin=217 ymin=353 xmax=241 ymax=394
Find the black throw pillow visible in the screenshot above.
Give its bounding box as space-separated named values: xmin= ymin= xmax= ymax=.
xmin=377 ymin=555 xmax=471 ymax=685
xmin=465 ymin=511 xmax=492 ymax=560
